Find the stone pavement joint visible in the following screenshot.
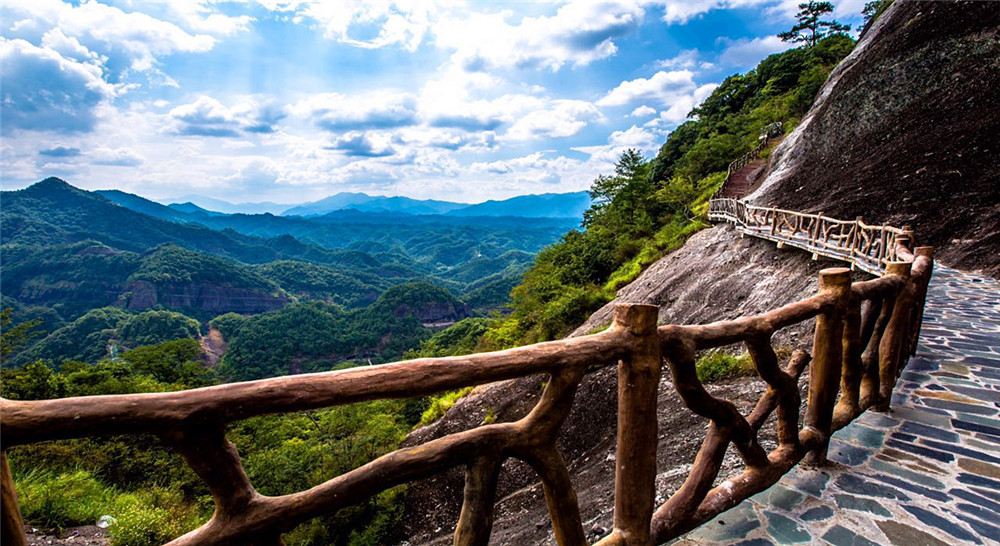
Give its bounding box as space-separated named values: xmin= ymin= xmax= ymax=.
xmin=676 ymin=266 xmax=1000 ymax=545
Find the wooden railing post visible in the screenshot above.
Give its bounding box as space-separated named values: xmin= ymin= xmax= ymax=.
xmin=908 ymin=247 xmax=935 ymax=356
xmin=454 ymin=455 xmax=502 ymax=546
xmin=1 ymin=452 xmax=27 ymax=546
xmin=802 ymin=268 xmax=851 ymax=466
xmin=876 ymin=261 xmax=913 ymax=411
xmin=603 ymin=303 xmax=661 ymax=546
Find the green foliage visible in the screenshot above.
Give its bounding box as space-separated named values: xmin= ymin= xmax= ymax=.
xmin=219 ymin=282 xmax=465 ymax=381
xmin=121 ymin=339 xmax=215 ymax=386
xmin=9 ymin=307 xmax=202 ymax=367
xmin=14 ymin=470 xmax=109 ymax=530
xmin=419 ymin=387 xmax=474 ymax=426
xmin=778 ymin=1 xmax=850 ymax=47
xmin=406 ymin=318 xmax=493 ymax=358
xmin=861 ymin=0 xmax=893 ymax=31
xmin=0 ymin=308 xmax=41 ymax=364
xmin=118 ymin=310 xmax=201 ymax=348
xmin=695 ymin=350 xmax=755 ymax=382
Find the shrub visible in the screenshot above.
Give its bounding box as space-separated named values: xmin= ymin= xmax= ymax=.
xmin=696 ymin=350 xmax=755 ymax=382
xmin=15 ymin=470 xmax=108 ymax=530
xmin=419 ymin=387 xmax=473 ymax=426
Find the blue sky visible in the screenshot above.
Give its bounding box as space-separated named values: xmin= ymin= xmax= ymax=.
xmin=0 ymin=0 xmax=866 ymax=204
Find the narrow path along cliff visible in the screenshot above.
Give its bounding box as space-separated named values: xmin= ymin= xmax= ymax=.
xmin=678 ymin=265 xmax=1000 ymax=545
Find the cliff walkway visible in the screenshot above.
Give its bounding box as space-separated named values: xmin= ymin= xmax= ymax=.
xmin=678 ymin=265 xmax=1000 ymax=545
xmin=0 ymin=171 xmax=972 ymax=546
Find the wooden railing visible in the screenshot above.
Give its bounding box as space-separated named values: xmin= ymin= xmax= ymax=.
xmin=712 ymin=122 xmax=784 ymax=199
xmin=707 ymin=198 xmax=912 ymax=276
xmin=0 ymin=230 xmax=933 ymax=546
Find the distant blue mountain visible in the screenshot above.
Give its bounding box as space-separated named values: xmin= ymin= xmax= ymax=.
xmin=168 ymin=202 xmax=225 ymax=216
xmin=96 ymin=189 xmax=193 ymax=223
xmin=284 ymin=191 xmax=590 ymax=219
xmin=282 ymin=192 xmax=467 ymax=217
xmin=447 ymin=192 xmax=591 ymax=219
xmin=167 ymin=195 xmax=292 ymax=215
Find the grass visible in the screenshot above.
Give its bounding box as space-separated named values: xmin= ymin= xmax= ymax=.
xmin=419 ymin=386 xmax=473 ymax=426
xmin=695 ymin=350 xmax=756 ymax=382
xmin=14 ymin=469 xmax=201 ymax=546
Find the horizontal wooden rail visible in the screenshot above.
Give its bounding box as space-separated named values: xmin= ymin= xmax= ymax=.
xmin=707 ymin=197 xmax=913 ymax=275
xmin=0 ymin=224 xmax=933 ymax=546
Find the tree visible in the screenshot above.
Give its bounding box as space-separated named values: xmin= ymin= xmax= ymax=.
xmin=778 ymin=1 xmax=850 ymax=47
xmin=0 ymin=308 xmax=41 ymax=364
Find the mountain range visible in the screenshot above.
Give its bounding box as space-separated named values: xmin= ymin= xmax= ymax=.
xmin=164 ymin=190 xmax=591 ymax=218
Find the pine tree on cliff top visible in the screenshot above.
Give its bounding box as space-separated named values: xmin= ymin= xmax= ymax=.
xmin=779 ymin=1 xmax=851 ymax=47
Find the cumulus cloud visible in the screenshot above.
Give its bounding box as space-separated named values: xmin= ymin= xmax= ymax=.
xmin=717 ymin=35 xmax=794 ymax=66
xmin=2 ymin=0 xmax=217 ymax=71
xmin=326 ymin=132 xmax=397 ymax=157
xmin=293 ymin=92 xmax=418 ymax=132
xmin=643 ymin=82 xmax=718 ymax=126
xmin=168 ymin=96 xmax=242 ymax=137
xmin=280 ymin=1 xmax=432 ymax=51
xmin=434 ymin=1 xmax=646 ymax=71
xmin=38 ymin=146 xmax=82 ymax=158
xmin=659 ymin=0 xmax=771 ymax=24
xmin=597 ymin=70 xmax=697 ymax=107
xmin=572 ymin=125 xmax=660 ymax=163
xmin=0 ymin=38 xmax=119 ymax=134
xmin=91 ymin=147 xmax=144 ymax=166
xmin=167 ymin=96 xmax=288 ymax=137
xmin=505 ymin=100 xmax=603 ymax=141
xmin=630 ymin=105 xmax=656 ymax=117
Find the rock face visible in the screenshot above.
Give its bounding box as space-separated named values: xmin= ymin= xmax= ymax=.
xmin=398 ymin=2 xmax=998 ymax=544
xmin=120 ymin=280 xmax=288 ymax=315
xmin=748 ymin=0 xmax=1000 ymax=277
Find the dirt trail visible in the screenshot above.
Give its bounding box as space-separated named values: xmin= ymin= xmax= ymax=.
xmin=199 ymin=325 xmax=227 ymax=367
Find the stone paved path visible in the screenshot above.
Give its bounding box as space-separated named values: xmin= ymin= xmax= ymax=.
xmin=676 ymin=266 xmax=1000 ymax=545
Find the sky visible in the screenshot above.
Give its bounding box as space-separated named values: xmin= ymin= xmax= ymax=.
xmin=0 ymin=0 xmax=866 ymax=205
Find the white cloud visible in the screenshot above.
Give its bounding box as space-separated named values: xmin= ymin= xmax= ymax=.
xmin=659 ymin=0 xmax=771 ymax=24
xmin=3 ymin=0 xmax=217 ymax=71
xmin=161 ymin=0 xmax=254 ymax=36
xmin=433 ymin=0 xmax=645 ymax=71
xmin=326 ymin=132 xmax=397 ymax=157
xmin=505 ymin=100 xmax=604 ymax=141
xmin=0 ymin=37 xmax=120 ymax=134
xmin=572 ymin=125 xmax=660 ymax=163
xmin=259 ymin=0 xmax=435 ymax=51
xmin=643 ymin=82 xmax=718 ymax=127
xmin=718 ymin=35 xmax=795 ymax=66
xmin=167 ymin=95 xmax=287 ymax=137
xmin=630 ymin=105 xmax=657 ymax=117
xmin=292 ymin=91 xmax=418 ymax=131
xmin=597 ymin=70 xmax=697 ymax=107
xmin=91 ymin=147 xmax=144 ymax=166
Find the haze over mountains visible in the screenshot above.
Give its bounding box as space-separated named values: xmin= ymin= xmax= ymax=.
xmin=163 ymin=190 xmax=591 ymax=219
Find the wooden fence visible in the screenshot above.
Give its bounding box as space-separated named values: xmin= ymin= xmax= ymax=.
xmin=708 ymin=198 xmax=912 ymax=276
xmin=0 ymin=221 xmax=933 ymax=546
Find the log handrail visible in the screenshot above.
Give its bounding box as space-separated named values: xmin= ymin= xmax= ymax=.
xmin=707 ymin=197 xmax=913 ymax=275
xmin=0 ymin=216 xmax=934 ymax=546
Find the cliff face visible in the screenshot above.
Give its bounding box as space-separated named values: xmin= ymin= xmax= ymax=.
xmin=748 ymin=1 xmax=1000 ymax=276
xmin=399 ymin=2 xmax=997 ymax=543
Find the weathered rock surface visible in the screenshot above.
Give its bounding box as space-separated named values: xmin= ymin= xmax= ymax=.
xmin=748 ymin=0 xmax=1000 ymax=277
